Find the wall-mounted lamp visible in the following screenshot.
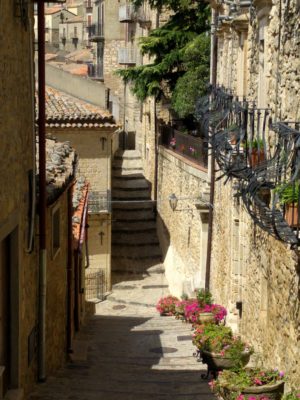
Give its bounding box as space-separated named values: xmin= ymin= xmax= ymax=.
xmin=168 ymin=193 xmax=178 ymax=211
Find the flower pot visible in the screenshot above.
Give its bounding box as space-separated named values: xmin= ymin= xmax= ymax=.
xmin=160 ymin=312 xmax=172 ymax=316
xmin=285 ymin=203 xmax=299 ymax=227
xmin=198 ymin=312 xmax=215 ymax=324
xmin=201 ymin=350 xmax=251 ymax=371
xmin=241 ymin=380 xmax=285 ymax=400
xmin=174 ymin=305 xmax=185 ymax=315
xmin=248 ymin=149 xmax=265 ymax=167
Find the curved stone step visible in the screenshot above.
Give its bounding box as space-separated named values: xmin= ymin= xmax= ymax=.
xmin=112 ymin=190 xmax=150 ymax=200
xmin=113 ymin=209 xmax=155 ymax=220
xmin=112 ymin=221 xmax=156 ymax=231
xmin=112 ymin=245 xmax=161 ymax=257
xmin=113 ymin=179 xmax=149 ymax=190
xmin=112 ymin=232 xmax=158 ymax=244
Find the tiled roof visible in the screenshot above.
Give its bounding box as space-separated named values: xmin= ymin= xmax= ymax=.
xmin=65 ymin=15 xmax=84 ymax=23
xmin=37 ymin=136 xmax=77 ymax=204
xmin=45 ymin=6 xmax=63 ymax=15
xmin=72 ymin=177 xmax=89 ymax=246
xmin=45 ymin=86 xmax=118 ymax=129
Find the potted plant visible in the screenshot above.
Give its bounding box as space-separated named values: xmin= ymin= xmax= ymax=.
xmin=169 ymin=137 xmax=176 ymax=150
xmin=247 ymin=138 xmax=265 ymax=167
xmin=196 ymin=289 xmax=215 ymax=323
xmin=210 ymin=368 xmax=285 ymax=400
xmin=193 ymin=324 xmax=253 ymax=371
xmin=156 ymin=295 xmax=179 ymax=316
xmin=184 ymin=300 xmax=227 ymax=324
xmin=275 ymin=183 xmax=300 ymax=227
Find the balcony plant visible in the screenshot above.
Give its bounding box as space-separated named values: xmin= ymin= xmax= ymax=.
xmin=275 ymin=183 xmax=300 ymax=227
xmin=247 ymin=138 xmax=265 ymax=167
xmin=156 ymin=295 xmax=179 ymax=316
xmin=184 ymin=300 xmax=227 ymax=324
xmin=210 ymin=368 xmax=285 ymax=400
xmin=169 ymin=137 xmax=176 ymax=150
xmin=193 ymin=324 xmax=253 ymax=371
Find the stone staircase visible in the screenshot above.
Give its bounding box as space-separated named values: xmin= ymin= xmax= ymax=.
xmin=112 ymin=150 xmax=162 ymax=276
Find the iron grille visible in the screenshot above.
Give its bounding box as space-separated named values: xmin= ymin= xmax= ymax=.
xmin=85 ymin=270 xmax=105 ymax=301
xmin=88 ymin=190 xmax=111 ymax=214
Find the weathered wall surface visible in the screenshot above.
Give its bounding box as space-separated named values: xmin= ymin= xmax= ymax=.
xmin=0 ymin=2 xmax=39 ymax=395
xmin=157 ymin=147 xmax=209 ymax=297
xmin=211 ymin=0 xmax=300 ymax=389
xmin=45 ymin=64 xmax=108 ymax=108
xmin=46 ymin=194 xmax=69 ymax=375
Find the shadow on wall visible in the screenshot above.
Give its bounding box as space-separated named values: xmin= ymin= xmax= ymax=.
xmin=27 ymin=315 xmax=212 ymax=399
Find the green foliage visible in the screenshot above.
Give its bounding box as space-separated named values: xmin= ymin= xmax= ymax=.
xmin=246 ymin=138 xmax=264 ymax=150
xmin=282 ymin=391 xmax=300 ymax=400
xmin=274 ymin=183 xmax=300 ymax=205
xmin=116 ymin=1 xmax=210 ymax=118
xmin=196 ymin=288 xmax=213 ymax=307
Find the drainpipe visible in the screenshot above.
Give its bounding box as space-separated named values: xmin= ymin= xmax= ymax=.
xmin=37 ymin=0 xmax=47 ymax=382
xmin=26 ymin=7 xmax=36 ymax=254
xmin=205 ymin=7 xmax=218 ymax=290
xmin=153 ymin=99 xmax=158 ymax=205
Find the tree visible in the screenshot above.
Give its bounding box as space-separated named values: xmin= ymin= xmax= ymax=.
xmin=117 ymin=0 xmax=210 ymax=119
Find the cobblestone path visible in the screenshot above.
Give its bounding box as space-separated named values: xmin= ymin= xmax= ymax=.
xmin=28 ymin=265 xmax=213 ymax=400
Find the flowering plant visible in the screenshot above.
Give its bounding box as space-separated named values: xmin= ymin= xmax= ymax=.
xmin=184 ymin=300 xmax=227 ymax=323
xmin=193 ymin=324 xmax=253 ymax=368
xmin=282 ymin=391 xmax=300 ymax=400
xmin=156 ymin=295 xmax=179 ymax=315
xmin=210 ymin=368 xmax=285 ymax=400
xmin=170 ymin=138 xmax=176 ymax=148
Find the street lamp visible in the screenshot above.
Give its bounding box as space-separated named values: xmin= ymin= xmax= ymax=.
xmin=168 ymin=193 xmax=178 ymax=212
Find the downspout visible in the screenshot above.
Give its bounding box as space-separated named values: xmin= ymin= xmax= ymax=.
xmin=67 ymin=183 xmax=75 ymax=352
xmin=153 ymin=99 xmax=158 ymax=205
xmin=26 ymin=6 xmax=36 ymax=254
xmin=37 ymin=0 xmax=47 ymax=382
xmin=205 ymin=7 xmax=218 ymax=290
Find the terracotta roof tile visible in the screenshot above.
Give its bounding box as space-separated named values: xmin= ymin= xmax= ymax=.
xmin=45 ymin=86 xmax=118 ymax=129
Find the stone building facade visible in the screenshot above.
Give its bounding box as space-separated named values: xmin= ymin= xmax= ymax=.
xmin=45 ymin=86 xmax=119 ymax=296
xmin=208 ymin=0 xmax=300 ymax=389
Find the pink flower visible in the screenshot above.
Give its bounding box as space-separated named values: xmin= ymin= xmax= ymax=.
xmin=236 ymin=395 xmax=244 ymax=400
xmin=248 ymin=397 xmax=257 ymax=400
xmin=254 ymin=378 xmax=263 ymax=385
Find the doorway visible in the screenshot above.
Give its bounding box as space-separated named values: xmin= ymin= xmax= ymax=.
xmin=0 ymin=227 xmax=19 ymax=397
xmin=0 ymin=236 xmax=10 ymax=397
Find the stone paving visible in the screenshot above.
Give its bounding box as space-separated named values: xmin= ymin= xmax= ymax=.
xmin=28 ymin=265 xmax=214 ymax=400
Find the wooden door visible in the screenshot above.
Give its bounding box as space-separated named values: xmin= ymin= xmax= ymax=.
xmin=0 ymin=237 xmax=10 ymax=397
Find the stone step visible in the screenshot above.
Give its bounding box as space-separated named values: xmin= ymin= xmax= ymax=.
xmin=113 ymin=159 xmax=143 ymax=169
xmin=112 ymin=232 xmax=158 ymax=244
xmin=113 ymin=179 xmax=149 ymax=190
xmin=112 ymin=245 xmax=161 ymax=257
xmin=113 ymin=209 xmax=155 ymax=221
xmin=114 ymin=150 xmax=141 ymax=159
xmin=112 ymin=170 xmax=144 ymax=179
xmin=112 ymin=190 xmax=150 ymax=200
xmin=112 ymin=220 xmax=157 ymax=232
xmin=112 ymin=256 xmax=162 ymax=273
xmin=112 ymin=201 xmax=155 ymax=211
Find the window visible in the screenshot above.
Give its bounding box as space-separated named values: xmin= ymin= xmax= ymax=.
xmin=258 ymin=15 xmax=269 ymax=108
xmin=52 ymin=206 xmax=60 ymax=259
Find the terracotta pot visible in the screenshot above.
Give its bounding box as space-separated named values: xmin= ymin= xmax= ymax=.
xmin=249 ymin=149 xmax=265 ymax=167
xmin=198 ymin=312 xmax=215 ymax=324
xmin=201 ymin=350 xmax=251 ymax=371
xmin=241 ymin=380 xmax=285 ymax=400
xmin=285 ymin=203 xmax=299 ymax=226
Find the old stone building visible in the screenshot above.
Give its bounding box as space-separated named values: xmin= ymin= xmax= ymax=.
xmin=45 ymin=86 xmax=119 ymax=296
xmin=208 ymin=0 xmax=300 ymax=389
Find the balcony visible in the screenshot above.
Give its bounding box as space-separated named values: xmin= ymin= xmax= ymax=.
xmin=159 ymin=125 xmax=208 ymax=168
xmin=87 ymin=63 xmax=104 ymax=81
xmin=87 ymin=23 xmax=104 ymax=41
xmin=136 ymin=8 xmax=151 ymax=28
xmin=118 ymin=47 xmax=138 ymax=65
xmin=119 ymin=4 xmax=135 ymax=22
xmin=209 ymin=86 xmax=300 ymax=246
xmin=84 ymin=0 xmax=93 ymax=12
xmin=88 ymin=191 xmax=111 ymax=214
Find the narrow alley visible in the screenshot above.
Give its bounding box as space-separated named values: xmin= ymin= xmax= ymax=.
xmin=27 ymin=266 xmax=213 ymax=400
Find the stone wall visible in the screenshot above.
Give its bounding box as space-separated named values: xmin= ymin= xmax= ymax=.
xmin=45 ymin=193 xmax=69 ymax=375
xmin=0 ymin=1 xmax=39 ymax=395
xmin=210 ymin=0 xmax=300 ymax=389
xmin=157 ymin=147 xmax=209 ymax=297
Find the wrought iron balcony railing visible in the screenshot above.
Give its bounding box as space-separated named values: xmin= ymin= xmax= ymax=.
xmin=88 ymin=190 xmax=111 ymax=214
xmin=209 ymin=88 xmax=300 ymax=245
xmin=118 ymin=47 xmax=138 ymax=65
xmin=87 ymin=63 xmax=104 ymax=80
xmin=159 ymin=125 xmax=208 ymax=168
xmin=119 ymin=4 xmax=135 ymax=22
xmin=87 ymin=23 xmax=104 ymax=41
